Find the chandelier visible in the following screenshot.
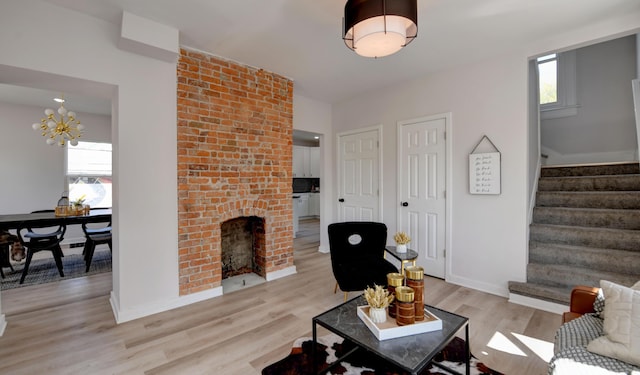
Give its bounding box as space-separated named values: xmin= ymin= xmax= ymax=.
xmin=343 ymin=0 xmax=418 ymax=58
xmin=32 ymin=95 xmax=84 ymax=146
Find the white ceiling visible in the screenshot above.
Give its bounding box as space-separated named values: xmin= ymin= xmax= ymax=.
xmin=1 ymin=0 xmax=638 ymax=114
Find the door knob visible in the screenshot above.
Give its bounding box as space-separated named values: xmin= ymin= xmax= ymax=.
xmin=401 ymin=202 xmax=408 ymax=207
xmin=338 ymin=198 xmax=345 ymax=202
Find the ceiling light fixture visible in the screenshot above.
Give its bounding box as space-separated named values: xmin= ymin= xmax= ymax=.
xmin=32 ymin=95 xmax=84 ymax=147
xmin=343 ymin=0 xmax=418 ymax=58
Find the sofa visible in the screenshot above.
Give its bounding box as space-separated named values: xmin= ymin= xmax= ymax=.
xmin=548 ymin=281 xmax=640 ymax=374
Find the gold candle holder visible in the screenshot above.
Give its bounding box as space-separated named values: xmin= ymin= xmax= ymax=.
xmin=405 ymin=265 xmax=425 ymax=321
xmin=395 ymin=286 xmax=415 ymax=326
xmin=387 ymin=272 xmax=404 ymax=318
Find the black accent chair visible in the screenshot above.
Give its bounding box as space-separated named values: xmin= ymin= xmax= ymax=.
xmin=17 ymin=222 xmax=66 ymax=284
xmin=328 ymin=222 xmax=398 ymax=301
xmin=81 ymin=220 xmax=112 ymax=272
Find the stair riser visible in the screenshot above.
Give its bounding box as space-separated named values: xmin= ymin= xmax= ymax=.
xmin=530 ymin=225 xmax=640 ymax=252
xmin=540 ymin=163 xmax=640 ymax=177
xmin=532 ymin=207 xmax=640 ymax=230
xmin=529 ymin=245 xmax=640 ymax=275
xmin=526 ymin=264 xmax=639 ymax=289
xmin=538 ymin=175 xmax=640 ymax=192
xmin=536 ymin=192 xmax=640 ymax=209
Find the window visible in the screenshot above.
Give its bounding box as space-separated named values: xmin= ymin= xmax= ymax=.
xmin=537 ymin=50 xmax=578 ymax=119
xmin=67 ymin=141 xmax=112 ymax=208
xmin=537 ymin=54 xmax=557 ymax=105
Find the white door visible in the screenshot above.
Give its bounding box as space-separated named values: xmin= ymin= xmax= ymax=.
xmin=397 ymin=116 xmax=447 ymax=278
xmin=337 ymin=128 xmax=381 ymax=221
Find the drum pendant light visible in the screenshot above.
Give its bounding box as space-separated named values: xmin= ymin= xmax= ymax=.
xmin=343 ymin=0 xmax=418 ymax=58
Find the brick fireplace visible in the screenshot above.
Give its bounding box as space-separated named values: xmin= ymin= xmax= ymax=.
xmin=177 ymin=48 xmax=294 ymax=296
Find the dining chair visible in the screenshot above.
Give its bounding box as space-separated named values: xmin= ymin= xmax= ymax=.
xmin=81 ymin=220 xmax=112 ymax=272
xmin=17 ymin=221 xmax=67 ymax=284
xmin=328 ymin=221 xmax=399 ymax=301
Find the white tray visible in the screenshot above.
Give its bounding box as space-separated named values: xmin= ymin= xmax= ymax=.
xmin=357 ymin=305 xmax=442 ymax=341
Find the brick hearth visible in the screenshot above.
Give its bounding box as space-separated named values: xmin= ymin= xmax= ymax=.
xmin=177 ymin=48 xmax=294 ymax=296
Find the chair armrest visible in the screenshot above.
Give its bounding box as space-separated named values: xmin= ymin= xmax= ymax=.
xmin=562 ymin=285 xmax=599 ymax=323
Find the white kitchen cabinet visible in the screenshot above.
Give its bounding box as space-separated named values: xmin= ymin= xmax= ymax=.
xmin=296 ymin=193 xmax=310 ymax=217
xmin=292 ymin=146 xmax=320 ymax=177
xmin=309 ymin=147 xmax=320 ymax=177
xmin=308 ymin=193 xmax=320 ymax=217
xmin=292 ymin=146 xmax=309 ymax=177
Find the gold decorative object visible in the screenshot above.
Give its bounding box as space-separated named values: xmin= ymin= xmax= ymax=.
xmin=32 ymin=95 xmax=84 ymax=147
xmin=393 ymin=231 xmax=411 ymax=245
xmin=364 ymin=284 xmax=394 ymax=309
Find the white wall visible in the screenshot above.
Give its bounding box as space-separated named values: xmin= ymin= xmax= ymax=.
xmin=541 ymin=36 xmax=638 ymax=164
xmin=293 ymin=94 xmax=333 ymax=252
xmin=0 ymin=0 xmax=179 ymax=323
xmin=330 ymin=13 xmax=640 ymax=298
xmin=0 ymin=102 xmax=110 ymax=214
xmin=332 ymin=54 xmax=529 ymax=296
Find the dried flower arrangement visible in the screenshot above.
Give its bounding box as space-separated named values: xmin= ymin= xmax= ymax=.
xmin=364 ymin=284 xmax=394 ymax=309
xmin=393 ymin=231 xmax=411 ymax=245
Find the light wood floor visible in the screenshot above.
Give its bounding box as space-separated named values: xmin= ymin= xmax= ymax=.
xmin=0 ymin=219 xmax=561 ymax=374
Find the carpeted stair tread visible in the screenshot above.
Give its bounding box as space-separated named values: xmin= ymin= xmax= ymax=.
xmin=540 ymin=162 xmax=640 ymax=177
xmin=532 ymin=207 xmax=640 ymax=229
xmin=511 ymin=162 xmax=640 ymax=306
xmin=529 ymin=241 xmax=640 ymax=275
xmin=508 ymin=281 xmax=572 ymax=305
xmin=538 ymin=174 xmax=640 ymax=192
xmin=536 ymin=191 xmax=640 ymax=209
xmin=526 ymin=263 xmax=639 ymax=291
xmin=529 ymin=223 xmax=640 ymax=252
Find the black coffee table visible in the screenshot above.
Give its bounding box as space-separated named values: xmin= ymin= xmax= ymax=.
xmin=312 ymin=295 xmax=470 ymax=375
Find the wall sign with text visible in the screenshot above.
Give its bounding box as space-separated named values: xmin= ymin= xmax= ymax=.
xmin=469 ymin=136 xmax=501 ymax=195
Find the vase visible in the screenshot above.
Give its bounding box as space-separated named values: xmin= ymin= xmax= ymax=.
xmin=396 ymin=244 xmax=407 ymax=253
xmin=369 ymin=306 xmax=387 ymax=324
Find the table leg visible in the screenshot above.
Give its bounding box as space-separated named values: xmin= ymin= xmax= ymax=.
xmin=312 ymin=321 xmax=318 ymax=375
xmin=465 ymin=324 xmax=470 ymax=375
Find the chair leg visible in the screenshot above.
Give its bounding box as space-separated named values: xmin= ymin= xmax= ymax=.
xmin=0 ymin=266 xmax=4 ymax=279
xmin=52 ymin=246 xmax=64 ymax=277
xmin=19 ymin=250 xmax=35 ymax=284
xmin=343 ymin=292 xmax=348 ymax=302
xmin=334 ymin=282 xmax=338 ymax=294
xmin=85 ymin=241 xmax=96 ymax=272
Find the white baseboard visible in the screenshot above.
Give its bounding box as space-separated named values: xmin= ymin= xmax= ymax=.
xmin=0 ymin=313 xmax=6 ymax=336
xmin=110 ymin=286 xmax=224 ymax=324
xmin=445 ymin=274 xmax=508 ymax=298
xmin=266 ymin=266 xmax=297 ymax=281
xmin=508 ymin=293 xmax=566 ymax=315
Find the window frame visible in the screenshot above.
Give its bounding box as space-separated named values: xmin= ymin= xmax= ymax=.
xmin=538 ymin=50 xmax=579 ymax=120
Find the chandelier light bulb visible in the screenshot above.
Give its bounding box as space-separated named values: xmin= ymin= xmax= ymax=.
xmin=32 ymin=94 xmax=84 ymax=147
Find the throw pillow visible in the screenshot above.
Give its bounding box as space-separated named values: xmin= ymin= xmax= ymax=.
xmin=587 ymin=280 xmax=640 ymax=367
xmin=594 ymin=281 xmax=640 ymax=319
xmin=594 ymin=288 xmax=605 ymax=318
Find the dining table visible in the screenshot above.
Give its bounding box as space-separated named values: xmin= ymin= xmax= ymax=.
xmin=0 ymin=208 xmax=112 ymax=231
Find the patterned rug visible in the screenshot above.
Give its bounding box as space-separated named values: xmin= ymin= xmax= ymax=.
xmin=0 ymin=249 xmax=111 ymax=290
xmin=263 ymin=334 xmax=504 ymax=375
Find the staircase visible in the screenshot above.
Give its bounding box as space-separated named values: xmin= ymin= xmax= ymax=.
xmin=509 ymin=162 xmax=640 ymax=305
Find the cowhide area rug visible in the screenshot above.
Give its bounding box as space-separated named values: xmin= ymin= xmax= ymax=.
xmin=263 ymin=334 xmax=504 ymax=375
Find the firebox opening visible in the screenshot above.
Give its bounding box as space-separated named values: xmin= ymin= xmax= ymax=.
xmin=221 ymin=216 xmax=266 ymax=293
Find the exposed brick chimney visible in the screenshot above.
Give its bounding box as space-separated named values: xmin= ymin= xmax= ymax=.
xmin=177 ymin=48 xmax=294 ymax=296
